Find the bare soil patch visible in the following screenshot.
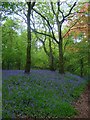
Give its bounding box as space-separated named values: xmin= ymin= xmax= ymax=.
xmin=74 ymin=84 xmax=90 ymax=118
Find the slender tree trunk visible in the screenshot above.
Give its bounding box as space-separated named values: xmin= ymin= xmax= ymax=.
xmin=58 ymin=42 xmax=64 ymax=74
xmin=2 ymin=61 xmax=4 ymax=69
xmin=80 ymin=58 xmax=83 ymax=77
xmin=58 ymin=25 xmax=64 ymax=74
xmin=40 ymin=37 xmax=55 ymax=70
xmin=17 ymin=61 xmax=21 ymax=70
xmin=88 ymin=7 xmax=90 ymax=78
xmin=25 ymin=3 xmax=31 ymax=73
xmin=7 ymin=61 xmax=10 ymax=70
xmin=49 ymin=38 xmax=55 ymax=71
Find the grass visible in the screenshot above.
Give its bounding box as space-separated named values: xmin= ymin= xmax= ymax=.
xmin=0 ymin=72 xmax=2 ymax=119
xmin=2 ymin=72 xmax=88 ymax=119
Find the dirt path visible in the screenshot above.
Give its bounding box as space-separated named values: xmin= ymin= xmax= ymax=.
xmin=74 ymin=84 xmax=90 ymax=118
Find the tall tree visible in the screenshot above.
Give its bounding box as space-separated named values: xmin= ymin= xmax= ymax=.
xmin=25 ymin=1 xmax=35 ymax=73
xmin=38 ymin=35 xmax=55 ymax=71
xmin=2 ymin=19 xmax=19 ymax=69
xmin=1 ymin=1 xmax=36 ymax=73
xmin=32 ymin=1 xmax=78 ymax=74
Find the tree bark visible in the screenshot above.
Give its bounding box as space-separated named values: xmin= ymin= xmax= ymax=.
xmin=58 ymin=24 xmax=64 ymax=74
xmin=7 ymin=61 xmax=10 ymax=70
xmin=49 ymin=38 xmax=55 ymax=71
xmin=17 ymin=60 xmax=21 ymax=70
xmin=80 ymin=58 xmax=83 ymax=77
xmin=25 ymin=2 xmax=35 ymax=74
xmin=25 ymin=2 xmax=31 ymax=73
xmin=39 ymin=36 xmax=55 ymax=71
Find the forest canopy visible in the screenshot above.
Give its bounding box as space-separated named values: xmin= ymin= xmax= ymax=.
xmin=1 ymin=0 xmax=90 ymax=77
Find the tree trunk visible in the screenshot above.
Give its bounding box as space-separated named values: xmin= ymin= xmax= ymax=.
xmin=58 ymin=25 xmax=64 ymax=74
xmin=80 ymin=58 xmax=83 ymax=77
xmin=40 ymin=37 xmax=55 ymax=71
xmin=49 ymin=38 xmax=55 ymax=71
xmin=7 ymin=61 xmax=10 ymax=70
xmin=17 ymin=61 xmax=21 ymax=70
xmin=2 ymin=61 xmax=4 ymax=69
xmin=58 ymin=42 xmax=64 ymax=74
xmin=25 ymin=3 xmax=31 ymax=73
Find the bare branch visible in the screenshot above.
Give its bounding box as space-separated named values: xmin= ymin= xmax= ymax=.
xmin=65 ymin=2 xmax=77 ymax=18
xmin=15 ymin=12 xmax=27 ymax=23
xmin=57 ymin=2 xmax=65 ymax=21
xmin=31 ymin=2 xmax=36 ymax=9
xmin=39 ymin=37 xmax=50 ymax=56
xmin=31 ymin=28 xmax=59 ymax=44
xmin=50 ymin=2 xmax=56 ymax=16
xmin=33 ymin=8 xmax=58 ymax=43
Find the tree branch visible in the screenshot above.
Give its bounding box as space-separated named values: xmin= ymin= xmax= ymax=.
xmin=57 ymin=1 xmax=65 ymax=22
xmin=63 ymin=16 xmax=84 ymax=51
xmin=31 ymin=27 xmax=58 ymax=44
xmin=30 ymin=13 xmax=56 ymax=42
xmin=50 ymin=2 xmax=56 ymax=16
xmin=62 ymin=15 xmax=84 ymax=39
xmin=39 ymin=37 xmax=50 ymax=56
xmin=33 ymin=8 xmax=58 ymax=43
xmin=64 ymin=2 xmax=77 ymax=18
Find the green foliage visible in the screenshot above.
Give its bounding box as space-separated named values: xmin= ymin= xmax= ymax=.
xmin=2 ymin=19 xmax=27 ymax=70
xmin=31 ymin=49 xmax=49 ymax=69
xmin=64 ymin=35 xmax=89 ymax=77
xmin=2 ymin=19 xmax=18 ymax=69
xmin=2 ymin=18 xmax=89 ymax=76
xmin=72 ymin=84 xmax=87 ymax=99
xmin=1 ymin=1 xmax=89 ymax=76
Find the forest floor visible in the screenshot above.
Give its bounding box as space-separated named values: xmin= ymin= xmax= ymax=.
xmin=2 ymin=70 xmax=89 ymax=119
xmin=73 ymin=84 xmax=90 ymax=118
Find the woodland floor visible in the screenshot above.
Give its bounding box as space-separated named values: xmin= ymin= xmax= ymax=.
xmin=2 ymin=70 xmax=90 ymax=119
xmin=73 ymin=84 xmax=90 ymax=119
xmin=21 ymin=83 xmax=90 ymax=119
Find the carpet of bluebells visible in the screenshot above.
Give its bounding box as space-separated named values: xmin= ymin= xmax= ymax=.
xmin=2 ymin=70 xmax=88 ymax=118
